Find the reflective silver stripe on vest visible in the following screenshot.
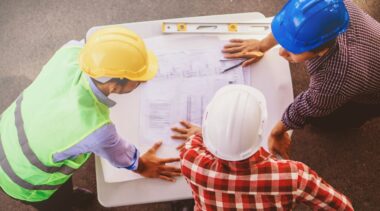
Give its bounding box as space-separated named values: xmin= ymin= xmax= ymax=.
xmin=0 ymin=133 xmax=58 ymax=190
xmin=15 ymin=95 xmax=75 ymax=175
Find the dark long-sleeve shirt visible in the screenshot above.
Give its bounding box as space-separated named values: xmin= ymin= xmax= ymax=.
xmin=282 ymin=0 xmax=380 ymax=129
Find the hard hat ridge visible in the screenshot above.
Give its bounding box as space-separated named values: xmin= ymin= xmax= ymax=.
xmin=202 ymin=85 xmax=267 ymax=161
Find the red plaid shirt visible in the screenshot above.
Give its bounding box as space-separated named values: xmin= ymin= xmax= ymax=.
xmin=180 ymin=135 xmax=353 ymax=211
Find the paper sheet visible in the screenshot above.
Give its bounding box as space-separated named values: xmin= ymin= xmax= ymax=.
xmin=139 ymin=41 xmax=249 ymax=147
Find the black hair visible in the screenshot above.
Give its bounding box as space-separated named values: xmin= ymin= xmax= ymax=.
xmin=310 ymin=38 xmax=337 ymax=54
xmin=92 ymin=78 xmax=129 ymax=86
xmin=112 ymin=78 xmax=129 ymax=85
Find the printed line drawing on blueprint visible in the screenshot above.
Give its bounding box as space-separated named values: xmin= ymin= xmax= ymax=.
xmin=185 ymin=95 xmax=205 ymax=126
xmin=140 ymin=40 xmax=251 ymax=147
xmin=154 ymin=49 xmax=229 ymax=79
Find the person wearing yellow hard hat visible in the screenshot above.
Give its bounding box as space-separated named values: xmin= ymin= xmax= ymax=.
xmin=0 ymin=26 xmax=181 ymax=210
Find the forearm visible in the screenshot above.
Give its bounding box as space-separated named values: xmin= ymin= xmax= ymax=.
xmin=281 ymin=106 xmax=304 ymax=130
xmin=282 ymin=89 xmax=348 ymax=129
xmin=297 ymin=167 xmax=353 ymax=210
xmin=53 ymin=123 xmax=140 ymax=170
xmin=87 ymin=124 xmax=140 ymax=170
xmin=94 ymin=136 xmax=140 ymax=170
xmin=259 ymin=33 xmax=277 ymax=52
xmin=270 ymin=121 xmax=289 ymax=136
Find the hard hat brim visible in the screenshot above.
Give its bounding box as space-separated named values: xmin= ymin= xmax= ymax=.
xmin=132 ymin=50 xmax=158 ymax=81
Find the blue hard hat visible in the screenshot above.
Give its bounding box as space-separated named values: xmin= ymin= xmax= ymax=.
xmin=271 ymin=0 xmax=350 ymax=54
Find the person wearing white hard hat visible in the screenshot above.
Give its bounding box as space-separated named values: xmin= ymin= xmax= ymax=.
xmin=0 ymin=26 xmax=181 ymax=210
xmin=172 ymin=85 xmax=353 ymax=210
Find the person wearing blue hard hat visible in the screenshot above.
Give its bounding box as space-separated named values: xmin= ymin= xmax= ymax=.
xmin=223 ymin=0 xmax=380 ymax=159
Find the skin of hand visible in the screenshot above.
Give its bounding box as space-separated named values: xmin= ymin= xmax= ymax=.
xmin=222 ymin=32 xmax=331 ymax=65
xmin=171 ymin=120 xmax=202 ymax=150
xmin=268 ymin=121 xmax=291 ymax=159
xmin=133 ymin=141 xmax=181 ymax=182
xmin=222 ymin=33 xmax=277 ymax=67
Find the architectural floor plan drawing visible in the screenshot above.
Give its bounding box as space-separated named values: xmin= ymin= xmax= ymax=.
xmin=139 ymin=38 xmax=250 ymax=146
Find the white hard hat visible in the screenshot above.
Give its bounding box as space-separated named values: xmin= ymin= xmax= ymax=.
xmin=202 ymin=85 xmax=267 ymax=161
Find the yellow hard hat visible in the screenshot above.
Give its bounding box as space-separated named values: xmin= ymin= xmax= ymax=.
xmin=79 ymin=26 xmax=158 ymax=81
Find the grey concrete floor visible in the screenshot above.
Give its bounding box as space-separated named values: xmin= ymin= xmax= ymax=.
xmin=0 ymin=0 xmax=379 ymax=210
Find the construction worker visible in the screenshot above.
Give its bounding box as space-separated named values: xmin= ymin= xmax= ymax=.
xmin=0 ymin=27 xmax=181 ymax=210
xmin=223 ymin=0 xmax=380 ymax=158
xmin=172 ymin=85 xmax=354 ymax=210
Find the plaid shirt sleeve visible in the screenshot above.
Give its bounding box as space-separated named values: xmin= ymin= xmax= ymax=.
xmin=281 ymin=88 xmax=349 ymax=129
xmin=179 ymin=134 xmax=203 ymax=160
xmin=295 ymin=162 xmax=354 ymax=210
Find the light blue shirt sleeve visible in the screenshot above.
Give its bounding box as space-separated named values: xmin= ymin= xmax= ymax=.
xmin=53 ymin=123 xmax=140 ymax=170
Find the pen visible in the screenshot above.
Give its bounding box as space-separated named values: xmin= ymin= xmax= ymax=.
xmin=222 ymin=59 xmax=248 ymax=73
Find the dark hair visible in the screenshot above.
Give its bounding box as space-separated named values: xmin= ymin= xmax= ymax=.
xmin=92 ymin=78 xmax=129 ymax=85
xmin=112 ymin=78 xmax=129 ymax=85
xmin=310 ymin=38 xmax=337 ymax=53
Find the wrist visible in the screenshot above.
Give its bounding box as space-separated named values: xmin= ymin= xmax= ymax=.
xmin=271 ymin=121 xmax=288 ymax=136
xmin=133 ymin=157 xmax=144 ymax=173
xmin=259 ymin=40 xmax=270 ymax=52
xmin=126 ymin=148 xmax=140 ymax=171
xmin=195 ymin=127 xmax=202 ymax=136
xmin=259 ymin=33 xmax=277 ymax=52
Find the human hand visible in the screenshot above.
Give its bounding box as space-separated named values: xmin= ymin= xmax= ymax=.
xmin=268 ymin=121 xmax=291 ymax=159
xmin=134 ymin=141 xmax=181 ymax=182
xmin=171 ymin=120 xmax=201 ymax=150
xmin=222 ymin=39 xmax=265 ymax=67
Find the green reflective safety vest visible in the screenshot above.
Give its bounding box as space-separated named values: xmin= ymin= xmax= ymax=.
xmin=0 ymin=46 xmax=111 ymax=202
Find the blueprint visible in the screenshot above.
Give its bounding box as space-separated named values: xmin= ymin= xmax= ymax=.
xmin=139 ymin=38 xmax=249 ymax=146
